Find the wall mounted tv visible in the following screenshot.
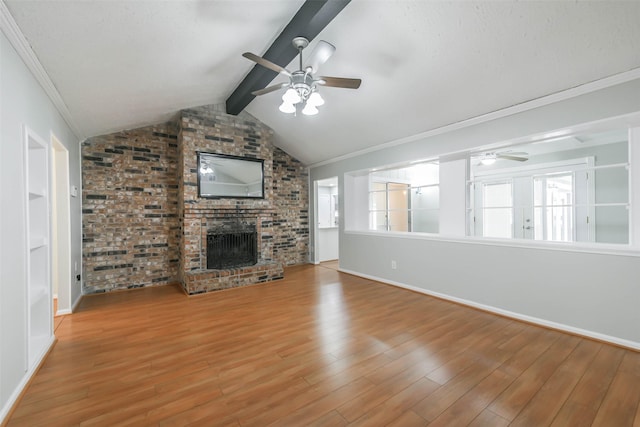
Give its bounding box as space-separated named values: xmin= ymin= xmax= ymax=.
xmin=197 ymin=152 xmax=264 ymax=199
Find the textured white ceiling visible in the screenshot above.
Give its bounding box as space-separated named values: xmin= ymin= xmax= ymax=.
xmin=5 ymin=1 xmax=640 ymax=165
xmin=5 ymin=0 xmax=305 ymax=134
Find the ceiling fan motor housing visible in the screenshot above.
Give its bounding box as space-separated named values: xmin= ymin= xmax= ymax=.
xmin=291 ymin=70 xmax=315 ymax=100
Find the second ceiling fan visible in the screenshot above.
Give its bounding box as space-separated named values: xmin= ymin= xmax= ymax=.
xmin=243 ymin=37 xmax=361 ymax=115
xmin=475 ymin=150 xmax=529 ymax=166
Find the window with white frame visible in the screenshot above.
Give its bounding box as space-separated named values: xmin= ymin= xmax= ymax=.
xmin=469 ymin=129 xmax=629 ymax=244
xmin=368 ymin=161 xmax=440 ymax=233
xmin=534 ymin=173 xmax=574 ymax=242
xmin=481 ymin=181 xmax=513 ymax=238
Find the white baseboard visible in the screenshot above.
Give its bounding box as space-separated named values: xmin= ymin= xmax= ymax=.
xmin=0 ymin=335 xmax=56 ymax=424
xmin=55 ymin=293 xmax=81 ymax=316
xmin=339 ymin=267 xmax=640 ymax=351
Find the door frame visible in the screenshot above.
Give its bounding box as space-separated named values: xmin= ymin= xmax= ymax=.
xmin=314 ymin=177 xmax=339 ymax=263
xmin=50 ymin=134 xmax=72 ymax=315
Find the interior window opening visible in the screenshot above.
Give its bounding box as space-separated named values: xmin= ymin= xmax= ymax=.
xmin=368 ymin=161 xmax=440 ymax=233
xmin=469 ymin=128 xmax=629 ymax=245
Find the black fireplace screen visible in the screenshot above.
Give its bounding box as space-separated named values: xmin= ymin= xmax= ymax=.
xmin=207 ymin=228 xmax=258 ymax=269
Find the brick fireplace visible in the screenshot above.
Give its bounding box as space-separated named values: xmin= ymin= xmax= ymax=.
xmin=177 ymin=106 xmax=304 ymax=295
xmin=180 ymin=206 xmax=283 ymax=294
xmin=81 ymin=105 xmax=308 ymax=294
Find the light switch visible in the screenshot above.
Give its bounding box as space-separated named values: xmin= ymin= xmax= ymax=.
xmin=71 ymin=185 xmax=78 ymax=197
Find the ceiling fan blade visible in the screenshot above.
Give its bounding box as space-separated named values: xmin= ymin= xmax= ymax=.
xmin=498 ymin=155 xmax=528 ymax=162
xmin=251 ymin=83 xmax=288 ymax=96
xmin=305 ymin=40 xmax=335 ymax=73
xmin=504 ymin=151 xmax=528 ymax=156
xmin=317 ymin=76 xmax=362 ymax=89
xmin=243 ymin=52 xmax=291 ymax=76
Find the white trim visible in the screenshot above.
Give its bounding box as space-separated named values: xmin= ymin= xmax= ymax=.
xmin=630 ymin=127 xmax=640 ymax=248
xmin=308 ymin=71 xmax=640 ymax=169
xmin=338 ymin=112 xmax=640 ymax=178
xmin=71 ymin=293 xmax=82 ymax=313
xmin=343 ymin=229 xmax=640 ymax=258
xmin=0 ymin=335 xmax=55 ymax=424
xmin=471 ymin=157 xmax=592 ymax=180
xmin=0 ymin=1 xmax=84 ymax=140
xmin=312 ymin=179 xmax=319 ymax=264
xmin=339 ymin=267 xmax=640 ymax=351
xmin=50 ymin=132 xmax=73 ymax=315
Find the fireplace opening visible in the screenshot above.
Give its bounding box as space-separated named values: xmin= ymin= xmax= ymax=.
xmin=207 ymin=225 xmax=258 ymax=269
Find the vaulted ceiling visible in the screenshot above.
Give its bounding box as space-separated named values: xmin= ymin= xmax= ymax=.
xmin=5 ymin=0 xmax=640 ymax=165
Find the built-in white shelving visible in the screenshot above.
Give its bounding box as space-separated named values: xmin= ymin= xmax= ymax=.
xmin=24 ymin=127 xmax=52 ymax=369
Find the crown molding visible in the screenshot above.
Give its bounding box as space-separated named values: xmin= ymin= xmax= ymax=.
xmin=0 ymin=0 xmax=84 ymax=140
xmin=308 ymin=67 xmax=640 ymax=169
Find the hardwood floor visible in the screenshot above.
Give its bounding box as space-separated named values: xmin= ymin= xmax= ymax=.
xmin=7 ymin=264 xmax=640 ymax=426
xmin=319 ymin=260 xmax=339 ymax=271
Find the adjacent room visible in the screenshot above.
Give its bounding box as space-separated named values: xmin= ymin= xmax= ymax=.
xmin=2 ymin=0 xmax=640 ymax=425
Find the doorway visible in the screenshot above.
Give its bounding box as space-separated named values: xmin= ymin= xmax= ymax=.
xmin=315 ymin=177 xmax=339 ymax=264
xmin=51 ymin=135 xmax=72 ymax=315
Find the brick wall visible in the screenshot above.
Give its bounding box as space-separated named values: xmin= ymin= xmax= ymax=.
xmin=272 ymin=147 xmax=309 ymax=266
xmin=82 ymin=122 xmax=180 ymax=293
xmin=81 ymin=106 xmax=308 ymax=294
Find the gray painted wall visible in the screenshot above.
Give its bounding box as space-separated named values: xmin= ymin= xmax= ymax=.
xmin=309 ymin=77 xmax=640 ymax=347
xmin=1 ymin=30 xmax=82 ymax=420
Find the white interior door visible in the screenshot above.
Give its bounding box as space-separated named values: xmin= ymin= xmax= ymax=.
xmin=513 ymin=177 xmax=534 ymax=239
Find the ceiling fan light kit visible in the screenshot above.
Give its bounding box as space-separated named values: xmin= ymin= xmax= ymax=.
xmin=243 ymin=36 xmax=361 ymax=116
xmin=278 ymin=101 xmax=296 ymax=114
xmin=302 ymin=103 xmax=319 ymax=116
xmin=476 ymin=151 xmax=529 ymax=166
xmin=480 ymin=155 xmax=497 ymax=166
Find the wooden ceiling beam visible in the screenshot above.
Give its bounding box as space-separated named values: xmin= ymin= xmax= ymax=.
xmin=225 ymin=0 xmax=351 ymax=116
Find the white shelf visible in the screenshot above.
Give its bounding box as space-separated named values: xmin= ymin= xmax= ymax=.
xmin=30 ymin=236 xmax=47 ymax=250
xmin=30 ymin=286 xmax=48 ymax=306
xmin=28 ymin=136 xmax=45 ymax=149
xmin=29 ymin=189 xmax=46 ymax=199
xmin=25 ymin=126 xmax=52 ymax=370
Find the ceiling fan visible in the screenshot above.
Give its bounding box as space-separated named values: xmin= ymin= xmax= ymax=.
xmin=474 ymin=151 xmax=529 ymax=166
xmin=243 ymin=37 xmax=362 ymax=115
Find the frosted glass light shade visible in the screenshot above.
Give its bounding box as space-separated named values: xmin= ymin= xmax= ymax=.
xmin=307 ymin=92 xmax=324 ymax=107
xmin=302 ymin=103 xmax=319 ymax=116
xmin=282 ymin=88 xmax=301 ymax=104
xmin=480 ymin=153 xmax=496 ymax=166
xmin=279 ymin=101 xmax=296 ymax=114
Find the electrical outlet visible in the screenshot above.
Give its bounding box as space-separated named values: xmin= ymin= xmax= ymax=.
xmin=391 ymin=260 xmax=397 ymax=269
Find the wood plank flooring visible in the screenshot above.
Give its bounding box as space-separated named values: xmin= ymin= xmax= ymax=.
xmin=6 ymin=264 xmax=640 ymax=426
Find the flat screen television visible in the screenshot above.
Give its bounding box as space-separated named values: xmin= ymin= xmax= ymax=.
xmin=197 ymin=152 xmax=264 ymax=199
